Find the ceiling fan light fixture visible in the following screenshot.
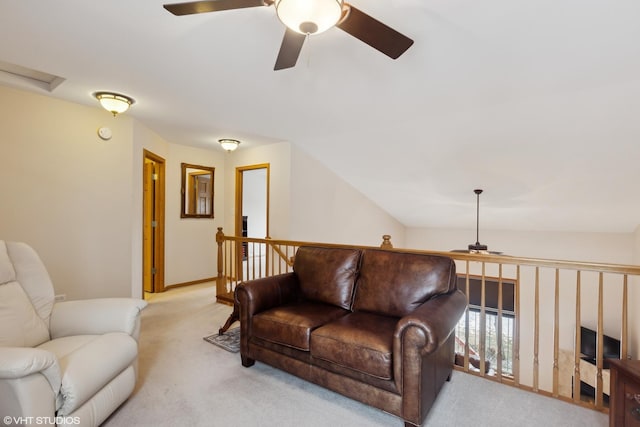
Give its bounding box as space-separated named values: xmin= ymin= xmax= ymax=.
xmin=218 ymin=138 xmax=241 ymax=152
xmin=451 ymin=188 xmax=502 ymax=255
xmin=275 ymin=0 xmax=344 ymax=35
xmin=93 ymin=92 xmax=135 ymax=117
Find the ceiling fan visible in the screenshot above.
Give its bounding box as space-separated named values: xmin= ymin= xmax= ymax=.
xmin=163 ymin=0 xmax=414 ymax=70
xmin=451 ymin=189 xmax=503 ymax=255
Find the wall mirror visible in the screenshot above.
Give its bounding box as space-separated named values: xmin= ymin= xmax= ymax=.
xmin=181 ymin=163 xmax=215 ymax=218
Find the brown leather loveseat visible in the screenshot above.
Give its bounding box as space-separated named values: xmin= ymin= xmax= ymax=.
xmin=236 ymin=246 xmax=467 ymax=426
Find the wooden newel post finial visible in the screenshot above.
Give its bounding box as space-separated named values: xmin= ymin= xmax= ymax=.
xmin=215 ymin=227 xmax=225 ymax=298
xmin=381 ymin=235 xmax=393 ymax=249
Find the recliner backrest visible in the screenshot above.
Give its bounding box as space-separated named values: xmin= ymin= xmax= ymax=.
xmin=0 ymin=241 xmax=53 ymax=347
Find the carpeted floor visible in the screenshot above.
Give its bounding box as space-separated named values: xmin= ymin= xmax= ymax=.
xmin=102 ymin=283 xmax=608 ymax=427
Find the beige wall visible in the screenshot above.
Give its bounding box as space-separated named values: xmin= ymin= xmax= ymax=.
xmin=0 ymin=85 xmax=405 ymax=300
xmin=289 ymin=145 xmax=405 ymax=247
xmin=220 ymin=142 xmax=405 ymax=247
xmin=0 ymin=85 xmax=226 ymax=299
xmin=405 ymin=227 xmax=634 ymax=263
xmin=222 ymin=141 xmax=292 ymax=239
xmin=0 ymin=85 xmax=134 ymax=299
xmin=164 ymin=143 xmax=224 ymax=286
xmin=131 ymin=125 xmax=225 ymax=297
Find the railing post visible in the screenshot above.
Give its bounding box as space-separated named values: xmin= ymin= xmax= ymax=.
xmin=216 ymin=227 xmax=226 ymax=298
xmin=381 ymin=234 xmax=393 ymax=249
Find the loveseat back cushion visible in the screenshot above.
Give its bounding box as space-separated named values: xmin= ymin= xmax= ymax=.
xmin=352 ymin=249 xmax=456 ymax=317
xmin=293 ymin=246 xmax=361 ymax=310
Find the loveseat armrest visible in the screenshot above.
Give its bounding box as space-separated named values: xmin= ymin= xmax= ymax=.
xmin=0 ymin=347 xmax=61 ymax=394
xmin=393 ymin=289 xmax=467 ymax=426
xmin=236 ymin=272 xmax=299 ymax=318
xmin=394 ymin=289 xmax=467 ymax=356
xmin=50 ymin=298 xmax=148 ymax=340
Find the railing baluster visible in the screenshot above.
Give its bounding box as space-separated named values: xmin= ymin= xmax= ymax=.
xmin=622 ymin=274 xmax=628 ymax=360
xmin=478 ymin=262 xmax=486 ymax=376
xmin=464 ymin=261 xmax=471 ymax=373
xmin=595 ymin=272 xmax=604 ymax=408
xmin=533 ymin=266 xmax=539 ymax=392
xmin=265 ymin=238 xmax=271 ymax=277
xmin=514 ymin=265 xmax=521 ymax=386
xmin=497 ymin=263 xmax=503 ymax=380
xmin=553 ymin=268 xmax=560 ymax=397
xmin=573 ymin=270 xmax=582 ymax=404
xmin=251 ymin=242 xmax=256 ymax=279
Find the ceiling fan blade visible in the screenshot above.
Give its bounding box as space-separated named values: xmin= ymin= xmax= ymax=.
xmin=336 ymin=4 xmax=414 ymax=59
xmin=163 ymin=0 xmax=266 ymax=16
xmin=274 ymin=29 xmax=306 ymax=71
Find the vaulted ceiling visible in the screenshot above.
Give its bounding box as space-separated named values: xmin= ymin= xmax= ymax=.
xmin=1 ymin=0 xmax=639 ymax=232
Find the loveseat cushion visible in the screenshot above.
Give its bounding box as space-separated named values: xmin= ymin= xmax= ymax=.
xmin=293 ymin=246 xmax=361 ymax=310
xmin=310 ymin=312 xmax=397 ymax=380
xmin=252 ymin=302 xmax=350 ymax=351
xmin=352 ymin=250 xmax=456 ymax=317
xmin=37 ymin=332 xmax=137 ymax=415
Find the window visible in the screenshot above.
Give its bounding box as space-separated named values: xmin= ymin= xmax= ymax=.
xmin=455 ymin=275 xmax=517 ymax=377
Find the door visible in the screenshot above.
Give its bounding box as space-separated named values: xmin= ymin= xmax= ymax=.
xmin=143 ymin=149 xmax=165 ymax=294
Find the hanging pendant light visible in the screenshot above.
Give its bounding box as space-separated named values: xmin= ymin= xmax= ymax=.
xmin=451 ymin=189 xmax=502 ymax=255
xmin=468 ymin=189 xmax=488 ymax=251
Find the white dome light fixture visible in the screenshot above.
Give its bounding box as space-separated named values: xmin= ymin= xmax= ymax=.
xmin=93 ymin=92 xmax=135 ymax=117
xmin=218 ymin=138 xmax=241 ymax=152
xmin=275 ymin=0 xmax=344 ymax=35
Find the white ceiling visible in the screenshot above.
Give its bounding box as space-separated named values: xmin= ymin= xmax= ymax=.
xmin=1 ymin=0 xmax=640 ymax=233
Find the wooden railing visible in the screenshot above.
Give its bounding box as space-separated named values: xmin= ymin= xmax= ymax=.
xmin=214 ymin=227 xmax=640 ymax=413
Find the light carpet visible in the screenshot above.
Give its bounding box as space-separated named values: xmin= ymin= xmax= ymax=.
xmin=102 ymin=283 xmax=608 ymax=427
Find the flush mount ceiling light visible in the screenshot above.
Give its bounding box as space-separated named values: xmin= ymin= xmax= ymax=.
xmin=275 ymin=0 xmax=344 ymax=35
xmin=93 ymin=92 xmax=135 ymax=117
xmin=218 ymin=138 xmax=241 ymax=152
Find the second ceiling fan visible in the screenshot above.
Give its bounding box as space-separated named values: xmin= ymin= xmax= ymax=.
xmin=163 ymin=0 xmax=414 ymax=70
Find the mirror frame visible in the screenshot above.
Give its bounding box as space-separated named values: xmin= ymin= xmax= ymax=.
xmin=180 ymin=163 xmax=215 ymax=219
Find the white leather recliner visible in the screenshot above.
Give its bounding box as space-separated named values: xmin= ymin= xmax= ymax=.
xmin=0 ymin=241 xmax=147 ymax=426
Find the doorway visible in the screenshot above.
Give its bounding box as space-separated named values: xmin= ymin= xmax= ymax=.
xmin=235 ymin=164 xmax=269 ymax=281
xmin=143 ymin=149 xmax=165 ymax=294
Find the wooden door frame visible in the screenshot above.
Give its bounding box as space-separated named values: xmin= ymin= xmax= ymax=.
xmin=235 ymin=163 xmax=270 ymax=238
xmin=143 ymin=149 xmax=166 ymax=293
xmin=235 ymin=164 xmax=270 ymax=281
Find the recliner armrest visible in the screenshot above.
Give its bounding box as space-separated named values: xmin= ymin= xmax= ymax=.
xmin=394 ymin=289 xmax=467 ymax=355
xmin=50 ymin=298 xmax=147 ymax=340
xmin=236 ymin=272 xmax=299 ymax=317
xmin=0 ymin=347 xmax=61 ymax=394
